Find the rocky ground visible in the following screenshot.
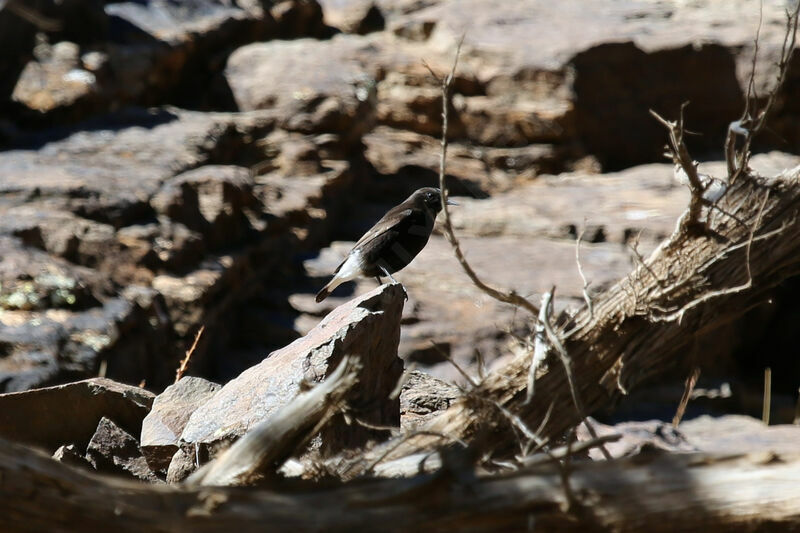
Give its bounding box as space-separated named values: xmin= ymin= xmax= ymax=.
xmin=1 ymin=0 xmax=799 ymax=430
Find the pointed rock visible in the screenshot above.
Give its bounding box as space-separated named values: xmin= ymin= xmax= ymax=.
xmin=178 ymin=283 xmax=405 ymax=466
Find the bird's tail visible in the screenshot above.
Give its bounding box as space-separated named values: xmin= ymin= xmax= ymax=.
xmin=315 ymin=275 xmax=343 ymax=302
xmin=315 ymin=284 xmax=331 ymax=303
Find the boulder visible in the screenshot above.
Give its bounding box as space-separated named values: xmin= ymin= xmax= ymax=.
xmin=86 ymin=416 xmax=159 ymax=482
xmin=178 ymin=283 xmax=405 ymax=468
xmin=140 ymin=377 xmax=221 ymax=473
xmin=225 ymin=35 xmax=378 ymax=145
xmin=151 ymin=165 xmax=258 ymax=250
xmin=7 ymin=0 xmax=327 ymax=123
xmin=0 ymin=378 xmax=153 ymax=451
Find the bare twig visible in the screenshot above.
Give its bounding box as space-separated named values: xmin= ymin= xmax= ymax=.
xmin=525 ymin=290 xmax=553 ymax=404
xmin=727 ymin=1 xmax=800 ymax=182
xmin=521 ymin=433 xmax=622 ymax=468
xmin=650 ymin=106 xmax=705 ymax=233
xmin=575 ymin=225 xmax=594 ymax=318
xmin=431 ymin=341 xmax=479 ymax=388
xmin=427 ymin=36 xmax=540 ymax=319
xmin=763 ymin=367 xmax=772 ymax=425
xmin=539 ymin=289 xmax=612 ymax=460
xmin=673 ymin=367 xmax=701 ymax=427
xmin=363 ymin=430 xmax=467 ymax=476
xmin=389 ymin=364 xmax=418 ymax=401
xmin=175 ymin=325 xmax=205 ymax=383
xmin=2 ymin=0 xmax=62 ymax=31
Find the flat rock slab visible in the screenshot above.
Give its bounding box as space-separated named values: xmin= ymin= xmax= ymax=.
xmin=180 ymin=283 xmax=405 ymax=455
xmin=0 ymin=377 xmax=153 ymax=451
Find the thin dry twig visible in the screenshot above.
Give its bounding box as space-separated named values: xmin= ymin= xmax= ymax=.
xmin=426 ymin=36 xmax=540 ymax=319
xmin=539 ymin=289 xmax=612 ymax=461
xmin=520 ymin=433 xmax=622 ymax=467
xmin=673 ymin=366 xmax=701 ymax=427
xmin=175 ymin=325 xmax=205 ymax=383
xmin=763 ymin=367 xmax=772 ymax=425
xmin=727 ymin=1 xmax=800 ymax=182
xmin=362 ymin=430 xmax=468 ymax=476
xmin=575 ymin=225 xmax=594 ymax=318
xmin=431 ymin=341 xmax=479 ymax=389
xmin=525 ymin=290 xmax=553 ymax=404
xmin=650 ymin=105 xmax=706 ymax=233
xmin=2 ymin=0 xmax=62 ymax=31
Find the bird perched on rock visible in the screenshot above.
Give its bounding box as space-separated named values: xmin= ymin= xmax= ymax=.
xmin=315 ymin=187 xmax=456 ymax=302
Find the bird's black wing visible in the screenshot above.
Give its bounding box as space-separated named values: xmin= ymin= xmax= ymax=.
xmin=332 ymin=207 xmax=413 ymax=274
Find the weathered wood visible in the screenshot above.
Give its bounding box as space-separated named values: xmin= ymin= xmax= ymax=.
xmin=344 ymin=166 xmax=800 ymax=473
xmin=2 ymin=437 xmax=799 ymax=532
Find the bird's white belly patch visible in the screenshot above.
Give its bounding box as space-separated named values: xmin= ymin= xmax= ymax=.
xmin=335 ymin=249 xmax=363 ymax=281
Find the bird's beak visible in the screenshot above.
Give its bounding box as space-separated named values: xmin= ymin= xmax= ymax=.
xmin=446 ymin=199 xmax=459 ymax=206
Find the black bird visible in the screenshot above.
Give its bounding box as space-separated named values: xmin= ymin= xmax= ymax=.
xmin=315 ymin=187 xmax=456 ymax=302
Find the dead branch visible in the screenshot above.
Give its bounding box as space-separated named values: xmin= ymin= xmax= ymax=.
xmin=727 ymin=2 xmax=800 ymax=182
xmin=333 ymin=163 xmax=800 ymax=473
xmin=650 ymin=105 xmax=706 ymax=234
xmin=540 ymin=288 xmax=612 ymax=461
xmin=427 ymin=37 xmax=540 ymax=318
xmin=575 ymin=225 xmax=594 ymax=318
xmin=186 ymin=355 xmax=361 ymax=487
xmin=525 ymin=290 xmax=552 ymax=404
xmin=4 ymin=437 xmax=800 ymax=532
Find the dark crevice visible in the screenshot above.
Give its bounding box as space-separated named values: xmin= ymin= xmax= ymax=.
xmin=571 ymin=42 xmax=745 ymax=171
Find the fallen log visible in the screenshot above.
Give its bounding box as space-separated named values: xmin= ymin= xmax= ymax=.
xmin=2 ymin=436 xmax=799 ymax=532
xmin=341 ymin=164 xmax=800 ymax=474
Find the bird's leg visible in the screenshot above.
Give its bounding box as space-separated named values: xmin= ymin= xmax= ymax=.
xmin=380 ymin=266 xmax=407 ymax=300
xmin=379 ymin=266 xmax=398 ymax=284
xmin=374 ymin=276 xmax=382 ymax=285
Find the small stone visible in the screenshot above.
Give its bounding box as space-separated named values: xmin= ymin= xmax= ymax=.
xmin=86 ymin=417 xmax=160 ymax=482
